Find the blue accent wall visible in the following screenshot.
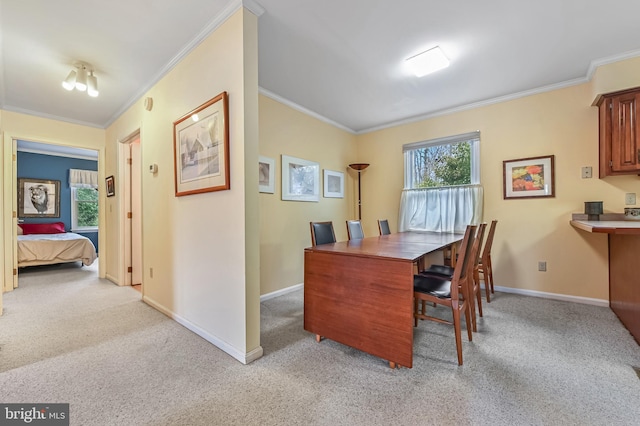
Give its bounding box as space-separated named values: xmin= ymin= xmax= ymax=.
xmin=17 ymin=151 xmax=98 ymax=251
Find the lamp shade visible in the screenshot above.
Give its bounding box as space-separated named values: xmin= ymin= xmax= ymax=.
xmin=87 ymin=72 xmax=99 ymax=97
xmin=75 ymin=66 xmax=88 ymax=91
xmin=62 ymin=70 xmax=77 ymax=90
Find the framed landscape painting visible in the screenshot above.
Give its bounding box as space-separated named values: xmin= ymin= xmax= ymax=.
xmin=173 ymin=91 xmax=229 ymax=197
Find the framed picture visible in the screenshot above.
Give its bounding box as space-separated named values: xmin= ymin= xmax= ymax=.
xmin=106 ymin=175 xmax=115 ymax=197
xmin=173 ymin=91 xmax=230 ymax=196
xmin=323 ymin=169 xmax=344 ymax=198
xmin=503 ymin=155 xmax=555 ymax=199
xmin=18 ymin=178 xmax=61 ymax=218
xmin=259 ymin=156 xmax=275 ymax=194
xmin=281 ymin=155 xmax=319 ymax=202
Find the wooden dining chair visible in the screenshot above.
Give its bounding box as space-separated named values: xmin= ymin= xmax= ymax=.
xmin=346 ymin=220 xmax=364 ymax=240
xmin=310 ymin=221 xmax=336 ymax=246
xmin=417 ymin=223 xmax=486 ymax=332
xmin=413 ymin=224 xmax=477 ymax=365
xmin=478 ymin=220 xmax=498 ymax=302
xmin=377 ymin=219 xmax=391 ymax=235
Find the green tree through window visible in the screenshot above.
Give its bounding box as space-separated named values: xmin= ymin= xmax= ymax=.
xmin=74 ymin=188 xmax=98 ymax=228
xmin=412 ymin=141 xmax=471 ymax=188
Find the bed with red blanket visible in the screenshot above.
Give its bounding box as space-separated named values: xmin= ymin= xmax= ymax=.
xmin=17 ymin=222 xmax=97 ymax=267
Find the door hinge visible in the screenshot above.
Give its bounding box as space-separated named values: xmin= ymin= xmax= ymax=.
xmin=13 ymin=154 xmax=16 ymax=161
xmin=12 ymin=211 xmax=16 ymax=218
xmin=128 ymin=266 xmax=133 ymax=273
xmin=127 ymin=212 xmax=132 ymax=219
xmin=127 ymin=158 xmax=132 ymax=165
xmin=13 ymin=268 xmax=17 ymax=276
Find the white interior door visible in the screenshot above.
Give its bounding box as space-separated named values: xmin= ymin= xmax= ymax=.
xmin=130 ymin=141 xmax=142 ymax=285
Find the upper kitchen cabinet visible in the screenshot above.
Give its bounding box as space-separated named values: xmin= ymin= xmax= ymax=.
xmin=594 ymin=87 xmax=640 ymax=177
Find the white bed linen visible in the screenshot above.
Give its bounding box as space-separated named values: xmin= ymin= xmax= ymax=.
xmin=17 ymin=232 xmax=97 ymax=267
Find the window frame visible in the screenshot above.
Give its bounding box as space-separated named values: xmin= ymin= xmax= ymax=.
xmin=403 ymin=131 xmax=480 ymax=189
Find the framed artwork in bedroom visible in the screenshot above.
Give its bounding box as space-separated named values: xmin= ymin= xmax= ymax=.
xmin=18 ymin=178 xmax=61 ymax=218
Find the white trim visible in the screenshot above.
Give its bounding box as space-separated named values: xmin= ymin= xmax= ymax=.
xmin=17 ymin=147 xmax=98 ymax=161
xmin=259 ymin=87 xmax=356 ymax=134
xmin=490 ymin=285 xmax=609 ymax=307
xmin=143 ymin=295 xmax=264 ymax=365
xmin=260 ymin=283 xmax=304 ymax=302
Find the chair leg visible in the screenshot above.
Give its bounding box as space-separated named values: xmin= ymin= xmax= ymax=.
xmin=484 ymin=272 xmax=491 ymax=303
xmin=413 ymin=298 xmax=419 ymax=327
xmin=464 ymin=302 xmax=473 ymax=342
xmin=488 ymin=260 xmax=495 ymax=294
xmin=452 ymin=306 xmax=463 ymax=366
xmin=476 ymin=280 xmax=483 ymax=318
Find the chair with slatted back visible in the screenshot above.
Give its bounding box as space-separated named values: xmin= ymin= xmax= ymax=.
xmin=413 ymin=224 xmax=477 ymax=365
xmin=310 ymin=221 xmax=336 ymax=246
xmin=478 ymin=220 xmax=498 ymax=302
xmin=377 ymin=219 xmax=391 ymax=235
xmin=346 ymin=220 xmax=364 ymax=240
xmin=417 ymin=224 xmax=486 ymax=332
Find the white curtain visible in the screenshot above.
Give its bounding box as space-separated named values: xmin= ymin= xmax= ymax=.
xmin=398 ymin=185 xmax=483 ymax=233
xmin=69 ymin=169 xmax=98 ymax=189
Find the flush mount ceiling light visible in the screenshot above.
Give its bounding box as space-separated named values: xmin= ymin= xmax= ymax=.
xmin=406 ymin=46 xmax=450 ymax=77
xmin=62 ymin=61 xmax=99 ymax=97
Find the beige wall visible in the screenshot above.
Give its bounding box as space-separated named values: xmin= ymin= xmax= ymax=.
xmin=105 ymin=8 xmax=260 ymax=362
xmin=258 ymin=95 xmax=357 ymax=294
xmin=354 ymin=57 xmax=640 ymax=302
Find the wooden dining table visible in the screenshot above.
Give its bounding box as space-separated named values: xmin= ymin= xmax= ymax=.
xmin=303 ymin=231 xmax=464 ymax=369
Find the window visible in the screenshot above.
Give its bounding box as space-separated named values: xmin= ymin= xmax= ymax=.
xmin=69 ymin=169 xmax=99 ymax=232
xmin=404 ymin=131 xmax=480 ymax=189
xmin=400 ymin=132 xmax=483 ymax=233
xmin=71 ymin=187 xmax=98 ymax=231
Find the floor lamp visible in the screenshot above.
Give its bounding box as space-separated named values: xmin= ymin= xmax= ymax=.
xmin=348 ymin=163 xmax=370 ymax=220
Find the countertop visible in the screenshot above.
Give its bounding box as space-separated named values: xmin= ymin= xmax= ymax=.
xmin=570 ymin=220 xmax=640 ymax=234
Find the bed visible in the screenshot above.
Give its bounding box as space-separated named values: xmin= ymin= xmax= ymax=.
xmin=17 ymin=222 xmax=97 ymax=267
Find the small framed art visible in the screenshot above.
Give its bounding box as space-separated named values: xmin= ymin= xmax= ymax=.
xmin=106 ymin=175 xmax=115 ymax=197
xmin=281 ymin=155 xmax=320 ymax=202
xmin=259 ymin=156 xmax=275 ymax=194
xmin=323 ymin=169 xmax=344 ymax=198
xmin=503 ymin=155 xmax=555 ymax=199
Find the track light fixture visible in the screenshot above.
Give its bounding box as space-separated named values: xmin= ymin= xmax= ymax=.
xmin=62 ymin=62 xmax=99 ymax=97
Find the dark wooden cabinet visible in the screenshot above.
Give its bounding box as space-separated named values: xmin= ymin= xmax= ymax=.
xmin=594 ymin=87 xmax=640 ymax=177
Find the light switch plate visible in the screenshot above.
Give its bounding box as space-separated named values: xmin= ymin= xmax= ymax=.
xmin=581 ymin=166 xmax=592 ymax=178
xmin=625 ymin=193 xmax=636 ymax=205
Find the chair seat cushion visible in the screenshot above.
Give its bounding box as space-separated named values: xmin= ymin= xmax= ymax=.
xmin=422 ymin=264 xmax=454 ymax=277
xmin=414 ymin=274 xmax=451 ymax=298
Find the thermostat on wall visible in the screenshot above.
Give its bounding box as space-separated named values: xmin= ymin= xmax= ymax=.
xmin=149 ymin=164 xmax=158 ymax=174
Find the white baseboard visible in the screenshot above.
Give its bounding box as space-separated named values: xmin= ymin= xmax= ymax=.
xmin=142 ymin=295 xmax=263 ymax=365
xmin=260 ymin=282 xmax=303 ymax=302
xmin=490 ymin=285 xmax=609 ymax=307
xmin=105 ymin=273 xmax=120 ymax=285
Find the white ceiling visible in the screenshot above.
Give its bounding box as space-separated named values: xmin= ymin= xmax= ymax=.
xmin=2 ymin=0 xmax=640 ymax=134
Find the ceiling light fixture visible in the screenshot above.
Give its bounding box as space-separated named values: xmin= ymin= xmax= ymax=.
xmin=62 ymin=62 xmax=99 ymax=97
xmin=406 ymin=46 xmax=450 ymax=77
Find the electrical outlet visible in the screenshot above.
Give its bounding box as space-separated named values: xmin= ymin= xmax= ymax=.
xmin=625 ymin=193 xmax=636 ymax=205
xmin=538 ymin=261 xmax=547 ymax=272
xmin=581 ymin=166 xmax=592 ymax=179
